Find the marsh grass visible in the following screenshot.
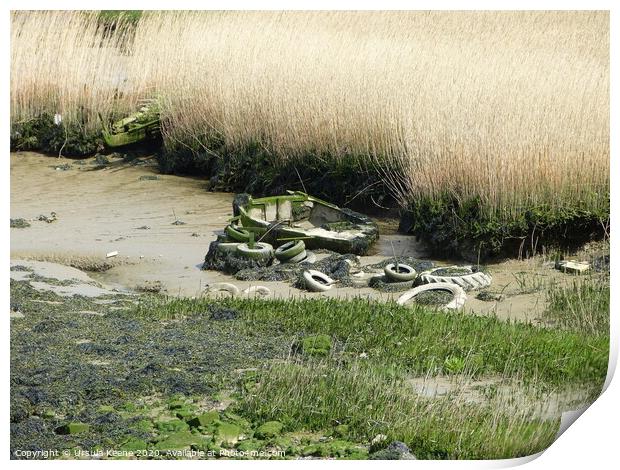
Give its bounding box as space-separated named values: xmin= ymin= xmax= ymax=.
xmin=545 ymin=276 xmax=610 ymax=336
xmin=236 ymin=361 xmax=559 ymax=459
xmin=11 ymin=11 xmax=609 ymax=221
xmin=134 ymin=296 xmax=608 ymax=386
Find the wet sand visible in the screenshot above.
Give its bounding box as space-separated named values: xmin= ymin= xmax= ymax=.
xmin=11 ymin=151 xmax=574 ymax=323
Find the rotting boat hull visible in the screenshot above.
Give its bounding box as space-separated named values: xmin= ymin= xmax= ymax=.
xmin=100 ymin=102 xmax=160 ymax=148
xmin=231 ymin=191 xmax=379 ymax=255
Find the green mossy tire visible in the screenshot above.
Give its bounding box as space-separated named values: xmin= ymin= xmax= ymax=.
xmin=225 ymin=224 xmax=251 ymax=242
xmin=215 ymin=242 xmax=241 ymax=254
xmin=275 ymin=240 xmax=306 ymax=261
xmin=283 ymin=250 xmax=308 ymax=264
xmin=236 ymin=242 xmax=274 ymax=260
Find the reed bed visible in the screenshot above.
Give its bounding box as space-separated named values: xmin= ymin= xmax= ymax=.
xmin=11 ymin=10 xmax=609 ymax=215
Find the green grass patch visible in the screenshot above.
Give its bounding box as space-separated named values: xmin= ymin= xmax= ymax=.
xmin=134 ymin=296 xmax=608 ymax=386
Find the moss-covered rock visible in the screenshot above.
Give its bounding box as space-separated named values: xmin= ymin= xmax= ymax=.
xmin=154 ymin=430 xmax=205 ymax=451
xmin=215 ymin=422 xmax=243 ymax=445
xmin=187 ymin=411 xmax=220 ymax=429
xmin=369 ymin=441 xmax=416 ymax=460
xmin=302 ymin=440 xmax=368 ymax=459
xmin=119 ymin=437 xmax=148 ymax=452
xmin=272 ymin=436 xmax=300 ymax=455
xmin=236 ymin=438 xmax=264 ymax=453
xmin=167 ymin=398 xmax=187 ymax=410
xmin=130 ymin=418 xmax=154 ymax=433
xmin=55 ymin=422 xmax=90 ymax=435
xmin=254 ymin=421 xmax=284 ymax=439
xmin=300 ymin=335 xmax=331 ymax=357
xmin=174 ymin=406 xmax=196 ymax=420
xmin=154 ymin=418 xmax=189 ymax=433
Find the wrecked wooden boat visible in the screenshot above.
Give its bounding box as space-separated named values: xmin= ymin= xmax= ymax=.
xmin=229 ymin=191 xmax=379 ymax=255
xmin=101 ymin=101 xmax=160 ymax=148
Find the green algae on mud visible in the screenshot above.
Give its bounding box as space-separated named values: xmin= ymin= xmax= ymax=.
xmin=9 ymin=279 xmax=287 ymax=458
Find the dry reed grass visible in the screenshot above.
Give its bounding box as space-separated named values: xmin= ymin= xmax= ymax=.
xmin=11 ymin=11 xmax=609 ymax=214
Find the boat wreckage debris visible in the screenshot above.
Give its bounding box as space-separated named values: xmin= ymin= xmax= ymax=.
xmin=100 ymin=99 xmax=160 ymax=148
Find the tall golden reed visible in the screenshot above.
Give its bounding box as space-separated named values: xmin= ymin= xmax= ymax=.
xmin=11 ymin=11 xmax=609 ymax=213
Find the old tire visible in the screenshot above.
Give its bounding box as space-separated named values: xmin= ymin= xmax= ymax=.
xmin=303 ymin=270 xmax=335 ymax=292
xmin=207 ymin=282 xmax=240 ymax=296
xmin=236 ymin=242 xmax=274 ymax=260
xmin=283 ymin=250 xmax=308 ymax=264
xmin=225 ymin=224 xmax=251 ymax=242
xmin=242 ymin=285 xmax=271 ymax=297
xmin=418 ymin=266 xmax=492 ymax=290
xmin=397 ymin=283 xmax=467 ymax=310
xmin=368 ymin=275 xmax=414 ymax=292
xmin=384 ymin=263 xmax=417 ymax=282
xmin=215 ymin=242 xmax=241 ymax=254
xmin=275 ymin=240 xmax=306 ymax=261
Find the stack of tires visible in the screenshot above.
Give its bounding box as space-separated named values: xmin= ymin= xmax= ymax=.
xmin=274 ymin=240 xmax=316 ymax=264
xmin=225 ymin=223 xmax=252 ymax=243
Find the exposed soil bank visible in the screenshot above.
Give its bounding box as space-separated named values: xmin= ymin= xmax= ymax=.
xmin=10 ymin=151 xmax=599 ymax=323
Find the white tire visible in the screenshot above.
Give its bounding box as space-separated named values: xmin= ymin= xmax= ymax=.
xmin=384 ymin=263 xmax=417 ymax=282
xmin=418 ymin=266 xmax=492 ymax=290
xmin=397 ymin=282 xmax=467 ymax=311
xmin=207 ymin=282 xmax=240 ymax=296
xmin=242 ymin=285 xmax=271 ymax=297
xmin=236 ymin=242 xmax=274 ymax=260
xmin=303 ymin=269 xmax=335 ymax=292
